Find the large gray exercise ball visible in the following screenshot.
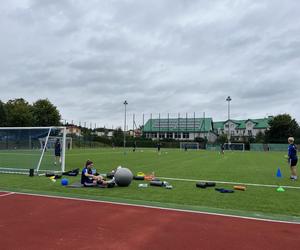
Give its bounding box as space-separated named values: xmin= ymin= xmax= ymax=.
xmin=114 ymin=167 xmax=133 ymax=187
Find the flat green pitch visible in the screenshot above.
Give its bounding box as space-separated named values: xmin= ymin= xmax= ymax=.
xmin=1 ymin=148 xmax=300 ymax=222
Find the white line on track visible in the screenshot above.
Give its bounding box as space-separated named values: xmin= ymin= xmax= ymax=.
xmin=1 ymin=190 xmax=299 ymax=225
xmin=0 ymin=192 xmax=15 ymax=197
xmin=158 ymin=176 xmax=300 ymax=189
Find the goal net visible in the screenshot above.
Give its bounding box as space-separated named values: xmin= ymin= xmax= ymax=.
xmin=0 ymin=127 xmax=66 ymax=175
xmin=180 ymin=142 xmax=199 ymax=150
xmin=224 ymin=143 xmax=245 ymax=151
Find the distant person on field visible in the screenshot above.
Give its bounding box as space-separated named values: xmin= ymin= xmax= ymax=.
xmin=288 ymin=137 xmax=298 ymax=180
xmin=42 ymin=140 xmax=47 ymax=152
xmin=157 ymin=142 xmax=161 ymax=153
xmin=133 ymin=141 xmax=136 ymax=152
xmin=220 ymin=143 xmax=225 ymax=154
xmin=184 ymin=144 xmax=188 ymax=152
xmin=54 ymin=139 xmax=61 ymax=165
xmin=81 ymin=160 xmax=111 ymax=187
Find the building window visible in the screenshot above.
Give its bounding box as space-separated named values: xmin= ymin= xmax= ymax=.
xmin=159 ymin=133 xmax=165 ymax=139
xmin=183 ymin=133 xmax=189 ymax=139
xmin=174 ymin=133 xmax=181 ymax=139
xmin=167 ymin=133 xmax=173 ymax=139
xmin=248 ymin=130 xmax=252 ymax=136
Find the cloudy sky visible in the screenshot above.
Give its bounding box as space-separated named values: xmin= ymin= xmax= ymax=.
xmin=1 ymin=0 xmax=300 ymax=128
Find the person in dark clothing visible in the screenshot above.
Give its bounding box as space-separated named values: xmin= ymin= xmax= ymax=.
xmin=157 ymin=143 xmax=161 ymax=153
xmin=54 ymin=139 xmax=61 ymax=165
xmin=220 ymin=144 xmax=225 ymax=155
xmin=81 ymin=160 xmax=111 ymax=187
xmin=288 ymin=137 xmax=298 ymax=180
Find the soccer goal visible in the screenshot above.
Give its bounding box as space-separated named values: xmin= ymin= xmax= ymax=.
xmin=180 ymin=142 xmax=199 ymax=150
xmin=0 ymin=127 xmax=66 ymax=175
xmin=224 ymin=143 xmax=245 ymax=151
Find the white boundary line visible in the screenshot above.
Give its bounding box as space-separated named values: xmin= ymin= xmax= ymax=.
xmin=0 ymin=192 xmax=15 ymax=197
xmin=158 ymin=176 xmax=300 ymax=190
xmin=1 ymin=190 xmax=300 ymax=225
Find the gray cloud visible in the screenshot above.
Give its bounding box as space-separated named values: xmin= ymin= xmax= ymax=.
xmin=0 ymin=0 xmax=300 ymax=127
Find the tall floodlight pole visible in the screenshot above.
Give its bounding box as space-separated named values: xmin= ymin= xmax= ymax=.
xmin=226 ymin=96 xmax=232 ymax=143
xmin=123 ymin=100 xmax=128 ymax=152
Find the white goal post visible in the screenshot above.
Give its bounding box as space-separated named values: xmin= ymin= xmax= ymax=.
xmin=180 ymin=142 xmax=199 ymax=150
xmin=0 ymin=127 xmax=67 ymax=175
xmin=223 ymin=143 xmax=245 ymax=151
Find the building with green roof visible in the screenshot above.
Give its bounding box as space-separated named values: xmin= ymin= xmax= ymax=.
xmin=142 ymin=117 xmax=217 ymax=142
xmin=213 ymin=117 xmax=273 ymax=141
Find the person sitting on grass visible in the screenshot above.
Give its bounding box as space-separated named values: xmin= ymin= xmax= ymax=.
xmin=288 ymin=137 xmax=298 ymax=181
xmin=81 ymin=160 xmax=112 ymax=187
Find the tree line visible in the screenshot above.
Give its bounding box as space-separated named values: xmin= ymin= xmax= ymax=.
xmin=0 ymin=98 xmax=61 ymax=127
xmin=1 ymin=98 xmax=299 ymax=145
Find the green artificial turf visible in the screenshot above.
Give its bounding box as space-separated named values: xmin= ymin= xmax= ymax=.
xmin=1 ymin=148 xmax=300 ymax=221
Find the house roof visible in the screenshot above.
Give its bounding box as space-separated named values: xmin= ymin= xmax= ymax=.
xmin=213 ymin=117 xmax=272 ymax=130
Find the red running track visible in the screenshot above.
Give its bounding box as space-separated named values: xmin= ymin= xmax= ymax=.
xmin=0 ymin=192 xmax=300 ymax=250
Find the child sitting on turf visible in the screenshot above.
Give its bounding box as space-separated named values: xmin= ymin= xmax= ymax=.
xmin=81 ymin=160 xmax=111 ymax=187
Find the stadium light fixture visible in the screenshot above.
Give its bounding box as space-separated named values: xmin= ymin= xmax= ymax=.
xmin=226 ymin=96 xmax=232 ymax=143
xmin=123 ymin=100 xmax=128 ymax=152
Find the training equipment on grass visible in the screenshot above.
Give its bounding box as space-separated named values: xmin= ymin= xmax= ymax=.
xmin=276 ymin=168 xmax=282 ymax=178
xmin=136 ymin=172 xmax=145 ymax=177
xmin=0 ymin=127 xmax=69 ymax=175
xmin=144 ymin=172 xmax=155 ymax=181
xmin=276 ymin=186 xmax=285 ymax=192
xmin=215 ymin=188 xmax=234 ymax=193
xmin=150 ymin=180 xmax=169 ymax=187
xmin=46 ymin=173 xmax=62 ymax=179
xmin=150 ymin=180 xmax=164 ymax=187
xmin=114 ymin=167 xmax=133 ymax=187
xmin=234 ymin=185 xmax=246 ymax=191
xmin=62 ymin=168 xmax=79 ymax=176
xmin=61 ymin=179 xmax=69 ymax=186
xmin=196 ymin=182 xmax=216 ymax=189
xmin=138 ymin=183 xmax=148 ymax=188
xmin=196 ymin=182 xmax=207 ymax=188
xmin=29 ymin=168 xmax=34 ymax=177
xmin=50 ymin=176 xmax=56 ymax=182
xmin=133 ymin=176 xmax=145 ymax=180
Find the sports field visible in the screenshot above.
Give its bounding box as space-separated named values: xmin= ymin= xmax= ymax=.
xmin=1 ymin=148 xmax=300 ymax=221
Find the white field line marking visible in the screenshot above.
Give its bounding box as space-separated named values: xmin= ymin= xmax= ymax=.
xmin=0 ymin=192 xmax=15 ymax=197
xmin=158 ymin=176 xmax=300 ymax=190
xmin=1 ymin=190 xmax=300 ymax=225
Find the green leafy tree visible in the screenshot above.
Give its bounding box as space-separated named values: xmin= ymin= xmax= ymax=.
xmin=5 ymin=98 xmax=34 ymax=126
xmin=265 ymin=114 xmax=299 ymax=143
xmin=0 ymin=100 xmax=7 ymax=126
xmin=255 ymin=131 xmax=266 ymax=143
xmin=216 ymin=134 xmax=227 ymax=144
xmin=32 ymin=99 xmax=61 ymax=126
